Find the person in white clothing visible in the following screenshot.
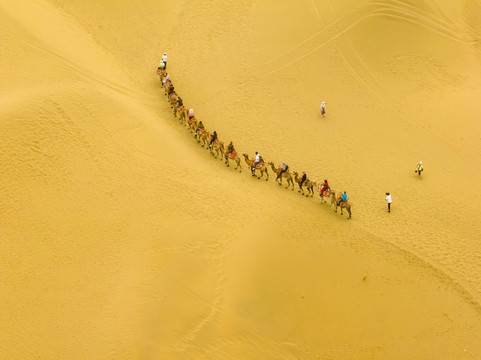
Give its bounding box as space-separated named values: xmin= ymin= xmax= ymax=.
xmin=162 ymin=74 xmax=170 ymax=87
xmin=320 ymin=101 xmax=326 ymax=117
xmin=252 ymin=152 xmax=261 ymax=172
xmin=162 ymin=53 xmax=168 ymax=69
xmin=385 ymin=192 xmax=392 ymax=213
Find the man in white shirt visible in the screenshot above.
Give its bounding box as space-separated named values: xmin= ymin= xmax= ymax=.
xmin=162 ymin=53 xmax=168 ymax=69
xmin=320 ymin=101 xmax=326 ymax=117
xmin=252 ymin=152 xmax=261 ymax=172
xmin=385 ymin=192 xmax=392 ymax=213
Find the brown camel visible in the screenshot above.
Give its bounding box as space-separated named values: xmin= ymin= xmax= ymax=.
xmin=164 ymin=80 xmax=173 ymax=96
xmin=243 ymin=154 xmax=268 ymax=180
xmin=169 ymin=92 xmax=179 ymax=108
xmin=292 ymin=171 xmax=315 ymax=197
xmin=330 ymin=191 xmax=352 ymax=219
xmin=268 ymin=162 xmax=294 ymax=190
xmin=196 ymin=129 xmax=209 ymax=147
xmin=173 ymin=100 xmax=187 ymax=120
xmin=224 ymin=149 xmax=242 ymax=171
xmin=157 ymin=68 xmax=167 ymax=83
xmin=317 ymin=183 xmax=331 ymax=204
xmin=188 ymin=117 xmax=197 ymax=132
xmin=208 ymin=135 xmax=224 ymax=159
xmin=177 ymin=106 xmax=188 ymax=124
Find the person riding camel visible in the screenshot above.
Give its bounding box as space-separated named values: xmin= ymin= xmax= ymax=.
xmin=320 ymin=179 xmax=329 ymax=197
xmin=157 ymin=62 xmax=165 ymax=76
xmin=338 ymin=191 xmax=348 ymax=205
xmin=225 ymin=141 xmax=235 ymax=159
xmin=176 ymin=97 xmax=183 ymax=107
xmin=194 ymin=121 xmax=204 ymax=137
xmin=209 ymin=131 xmax=218 ymax=148
xmin=300 ymin=171 xmax=307 ymax=187
xmin=162 ymin=74 xmax=170 ymax=87
xmin=277 ymin=162 xmax=289 ymax=180
xmin=188 ymin=109 xmax=195 ymax=120
xmin=415 ymin=161 xmax=423 ymax=176
xmin=168 ymin=85 xmax=175 ymax=96
xmin=252 ymin=152 xmax=261 ymax=171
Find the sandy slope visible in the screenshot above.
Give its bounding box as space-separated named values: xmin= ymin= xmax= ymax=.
xmin=1 ymin=0 xmax=481 ymax=359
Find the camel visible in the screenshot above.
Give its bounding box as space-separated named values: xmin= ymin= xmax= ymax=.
xmin=177 ymin=106 xmax=188 ymax=124
xmin=173 ymin=102 xmax=187 ymax=121
xmin=195 ymin=129 xmax=209 ymax=147
xmin=317 ymin=184 xmax=331 ymax=204
xmin=164 ymin=80 xmax=173 ymax=96
xmin=210 ymin=139 xmax=224 ymax=159
xmin=224 ymin=148 xmax=242 ymax=171
xmin=188 ymin=117 xmax=197 ymax=132
xmin=243 ymin=154 xmax=268 ymax=180
xmin=157 ymin=68 xmax=167 ymax=83
xmin=268 ymin=162 xmax=294 ymax=190
xmin=330 ymin=190 xmax=352 ymax=219
xmin=169 ymin=92 xmax=179 ymax=109
xmin=292 ymin=172 xmax=315 ymax=197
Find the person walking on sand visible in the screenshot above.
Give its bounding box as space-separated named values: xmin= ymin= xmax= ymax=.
xmin=385 ymin=192 xmax=392 ymax=213
xmin=320 ymin=101 xmax=326 ymax=118
xmin=162 ymin=53 xmax=168 ymax=69
xmin=415 ymin=161 xmax=423 ymax=176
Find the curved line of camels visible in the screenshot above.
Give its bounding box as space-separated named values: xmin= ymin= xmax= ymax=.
xmin=157 ymin=66 xmax=352 ymax=219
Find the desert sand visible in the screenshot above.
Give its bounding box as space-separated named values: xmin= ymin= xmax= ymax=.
xmin=2 ymin=0 xmax=481 ymax=358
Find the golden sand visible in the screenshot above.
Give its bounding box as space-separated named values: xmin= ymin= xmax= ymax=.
xmin=2 ymin=0 xmax=481 ymax=358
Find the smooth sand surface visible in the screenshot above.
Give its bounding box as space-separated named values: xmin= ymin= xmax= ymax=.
xmin=2 ymin=0 xmax=481 ymax=358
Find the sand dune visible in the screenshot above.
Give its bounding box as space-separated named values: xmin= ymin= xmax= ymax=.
xmin=2 ymin=0 xmax=481 ymax=358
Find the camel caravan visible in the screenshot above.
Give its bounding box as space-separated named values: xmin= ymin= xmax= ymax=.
xmin=156 ymin=62 xmax=352 ymax=219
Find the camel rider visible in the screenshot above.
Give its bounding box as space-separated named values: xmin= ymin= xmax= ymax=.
xmin=320 ymin=179 xmax=329 ymax=197
xmin=225 ymin=141 xmax=235 ymax=159
xmin=158 ymin=61 xmax=165 ymax=70
xmin=188 ymin=109 xmax=195 ymax=120
xmin=168 ymin=85 xmax=175 ymax=96
xmin=194 ymin=121 xmax=204 ymax=137
xmin=227 ymin=141 xmax=234 ymax=154
xmin=252 ymin=152 xmax=261 ymax=171
xmin=209 ymin=131 xmax=218 ymax=148
xmin=338 ymin=191 xmax=348 ymax=205
xmin=162 ymin=74 xmax=170 ymax=87
xmin=300 ymin=171 xmax=307 ymax=186
xmin=277 ymin=162 xmax=288 ymax=180
xmin=176 ymin=97 xmax=183 ymax=107
xmin=415 ymin=161 xmax=423 ymax=176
